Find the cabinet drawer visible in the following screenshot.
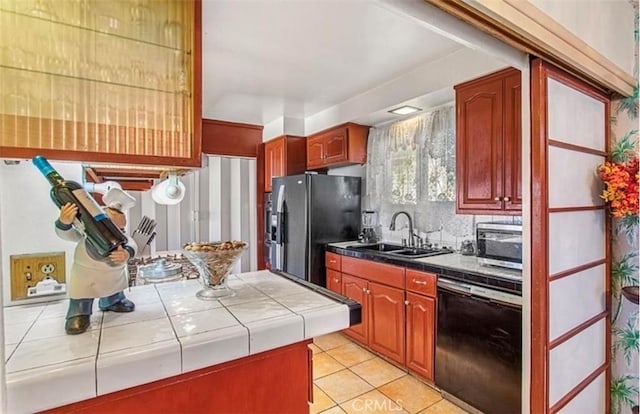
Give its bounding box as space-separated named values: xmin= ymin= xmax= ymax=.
xmin=325 ymin=252 xmax=341 ymax=271
xmin=341 ymin=256 xmax=405 ymax=289
xmin=406 ymin=270 xmax=436 ymax=297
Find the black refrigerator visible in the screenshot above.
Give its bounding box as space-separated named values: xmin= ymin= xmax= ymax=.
xmin=269 ymin=173 xmax=361 ymax=287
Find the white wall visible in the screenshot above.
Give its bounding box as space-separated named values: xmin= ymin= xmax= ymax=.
xmin=529 ymin=0 xmax=636 ymax=76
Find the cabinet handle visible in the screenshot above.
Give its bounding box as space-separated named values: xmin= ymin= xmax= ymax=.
xmin=334 ymin=278 xmax=340 ymax=283
xmin=412 ymin=279 xmax=428 ymax=285
xmin=503 ymin=196 xmax=511 ymax=202
xmin=494 ymin=196 xmax=502 ymax=201
xmin=362 ymin=287 xmax=367 ymax=292
xmin=405 ymin=300 xmax=410 ymax=306
xmin=328 ymin=259 xmax=336 ymax=264
xmin=366 ymin=289 xmax=371 ymax=295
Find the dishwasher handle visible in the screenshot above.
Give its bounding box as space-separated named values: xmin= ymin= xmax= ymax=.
xmin=437 ymin=278 xmax=472 ymax=295
xmin=438 ymin=277 xmax=522 ymax=307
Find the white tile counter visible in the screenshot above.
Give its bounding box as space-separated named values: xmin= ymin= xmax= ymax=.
xmin=4 ymin=270 xmax=353 ymax=413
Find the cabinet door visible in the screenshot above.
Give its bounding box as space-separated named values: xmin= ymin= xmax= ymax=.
xmin=455 ymin=77 xmax=505 ymax=213
xmin=265 ymin=138 xmax=285 ymax=192
xmin=368 ymin=282 xmax=405 ymax=365
xmin=0 ymin=2 xmax=199 ymax=166
xmin=342 ymin=274 xmax=368 ymax=344
xmin=503 ymin=72 xmax=522 ymax=212
xmin=323 ymin=130 xmax=348 ymax=165
xmin=306 ymin=136 xmax=325 ymax=168
xmin=406 ymin=292 xmax=435 ymax=381
xmin=326 ymin=269 xmax=342 ymax=294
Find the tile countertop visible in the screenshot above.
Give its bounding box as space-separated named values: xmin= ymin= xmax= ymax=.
xmin=4 ymin=270 xmax=357 ymax=414
xmin=327 ymin=241 xmax=522 ymax=293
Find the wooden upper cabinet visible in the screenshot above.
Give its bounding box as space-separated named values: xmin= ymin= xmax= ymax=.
xmin=306 ymin=123 xmax=369 ymax=170
xmin=455 ymin=67 xmax=522 ymax=214
xmin=503 ymin=71 xmax=522 ymax=211
xmin=264 ymin=135 xmax=307 ymax=192
xmin=0 ymin=1 xmax=202 ymax=167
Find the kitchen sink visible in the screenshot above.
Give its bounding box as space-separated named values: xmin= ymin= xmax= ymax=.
xmin=349 ymin=243 xmax=405 ymax=252
xmin=387 ymin=248 xmax=453 ymax=258
xmin=348 ymin=243 xmax=454 ymax=259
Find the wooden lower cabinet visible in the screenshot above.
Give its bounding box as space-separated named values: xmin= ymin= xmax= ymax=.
xmin=368 ymin=282 xmax=405 ymax=365
xmin=342 ymin=274 xmax=368 ymax=344
xmin=331 ymin=253 xmax=437 ymax=382
xmin=406 ymin=292 xmax=436 ymax=381
xmin=43 ymin=341 xmax=312 ymax=414
xmin=327 ymin=269 xmax=342 ymax=294
xmin=341 ymin=274 xmax=405 ymax=365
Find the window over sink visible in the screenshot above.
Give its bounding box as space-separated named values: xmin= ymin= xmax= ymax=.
xmin=366 ymin=105 xmax=460 ymax=235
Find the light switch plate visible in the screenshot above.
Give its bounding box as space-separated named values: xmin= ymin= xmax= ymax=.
xmin=10 ymin=252 xmax=66 ymax=300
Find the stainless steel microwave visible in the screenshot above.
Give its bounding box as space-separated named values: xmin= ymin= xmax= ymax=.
xmin=476 ymin=222 xmax=523 ymax=270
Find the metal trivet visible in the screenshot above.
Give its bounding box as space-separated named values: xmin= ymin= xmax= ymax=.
xmin=128 ymin=253 xmax=201 ymax=286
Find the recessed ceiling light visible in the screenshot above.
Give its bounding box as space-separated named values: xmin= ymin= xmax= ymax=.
xmin=388 ymin=105 xmax=422 ymax=115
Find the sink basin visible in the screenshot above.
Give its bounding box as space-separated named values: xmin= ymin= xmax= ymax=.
xmin=349 ymin=243 xmax=404 ymax=252
xmin=387 ymin=249 xmax=451 ymax=258
xmin=348 ymin=243 xmax=454 ymax=259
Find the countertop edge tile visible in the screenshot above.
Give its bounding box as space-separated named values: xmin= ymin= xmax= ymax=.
xmin=245 ymin=313 xmax=305 ymax=355
xmin=298 ymin=304 xmax=350 ymax=339
xmin=96 ymin=339 xmax=182 ymax=396
xmin=179 ymin=324 xmax=250 ymax=373
xmin=6 ymin=356 xmax=96 ymax=414
xmin=6 ymin=271 xmax=357 ymax=409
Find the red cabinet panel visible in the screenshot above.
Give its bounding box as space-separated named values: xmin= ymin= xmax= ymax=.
xmin=342 ymin=274 xmax=368 ymax=344
xmin=455 ymin=67 xmax=521 ymax=214
xmin=368 ymin=282 xmax=405 ymax=365
xmin=264 ymin=135 xmax=306 ymax=192
xmin=406 ymin=292 xmax=435 ymax=381
xmin=327 ymin=269 xmax=342 ymax=294
xmin=306 ymin=123 xmax=369 ymax=170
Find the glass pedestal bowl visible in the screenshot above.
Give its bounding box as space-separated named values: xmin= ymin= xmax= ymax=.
xmin=183 ymin=241 xmax=248 ymax=300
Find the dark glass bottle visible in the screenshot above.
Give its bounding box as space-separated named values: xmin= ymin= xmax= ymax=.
xmin=32 ymin=156 xmax=127 ymax=258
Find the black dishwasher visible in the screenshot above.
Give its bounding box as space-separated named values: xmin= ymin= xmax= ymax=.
xmin=435 ymin=277 xmax=522 ymax=414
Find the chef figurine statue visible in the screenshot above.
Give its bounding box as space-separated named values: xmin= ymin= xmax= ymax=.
xmin=55 ymin=185 xmax=155 ymax=335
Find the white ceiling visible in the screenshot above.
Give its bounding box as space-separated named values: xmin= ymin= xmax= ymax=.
xmin=201 ymin=0 xmax=511 ymax=136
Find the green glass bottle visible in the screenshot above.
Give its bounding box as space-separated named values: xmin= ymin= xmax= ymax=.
xmin=32 ymin=156 xmax=126 ymax=258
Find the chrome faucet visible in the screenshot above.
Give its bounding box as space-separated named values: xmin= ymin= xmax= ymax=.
xmin=389 ymin=211 xmax=415 ymax=248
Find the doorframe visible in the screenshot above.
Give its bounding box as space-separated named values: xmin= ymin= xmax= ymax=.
xmin=529 ymin=58 xmax=611 ymax=414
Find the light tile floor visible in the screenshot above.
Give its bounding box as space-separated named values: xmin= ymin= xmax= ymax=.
xmin=310 ymin=333 xmax=469 ymax=414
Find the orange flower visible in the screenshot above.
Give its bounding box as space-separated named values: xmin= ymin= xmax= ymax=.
xmin=598 ymin=156 xmax=639 ymax=217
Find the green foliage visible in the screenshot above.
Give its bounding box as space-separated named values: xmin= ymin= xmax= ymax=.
xmin=611 ymin=251 xmax=639 ymax=324
xmin=610 ymin=129 xmax=638 ymax=163
xmin=612 ymin=251 xmax=640 ymax=290
xmin=611 ymin=375 xmax=639 ymax=414
xmin=615 ymin=84 xmax=639 ymax=120
xmin=613 ymin=310 xmax=640 ymax=365
xmin=616 ymin=215 xmax=640 ymax=242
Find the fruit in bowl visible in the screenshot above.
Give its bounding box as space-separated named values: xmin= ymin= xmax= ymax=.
xmin=183 ymin=241 xmax=248 ymax=299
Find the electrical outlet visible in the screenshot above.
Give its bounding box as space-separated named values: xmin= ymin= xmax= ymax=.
xmin=10 ymin=252 xmax=65 ymax=300
xmin=40 ymin=263 xmax=56 ymax=275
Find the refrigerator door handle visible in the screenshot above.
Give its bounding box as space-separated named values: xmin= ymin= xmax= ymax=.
xmin=275 ymin=184 xmax=286 ymax=270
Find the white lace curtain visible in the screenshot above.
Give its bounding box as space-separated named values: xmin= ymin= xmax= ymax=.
xmin=365 ymin=105 xmax=471 ymax=236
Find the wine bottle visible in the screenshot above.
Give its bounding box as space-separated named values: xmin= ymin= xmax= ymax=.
xmin=32 ymin=156 xmax=127 ymax=258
